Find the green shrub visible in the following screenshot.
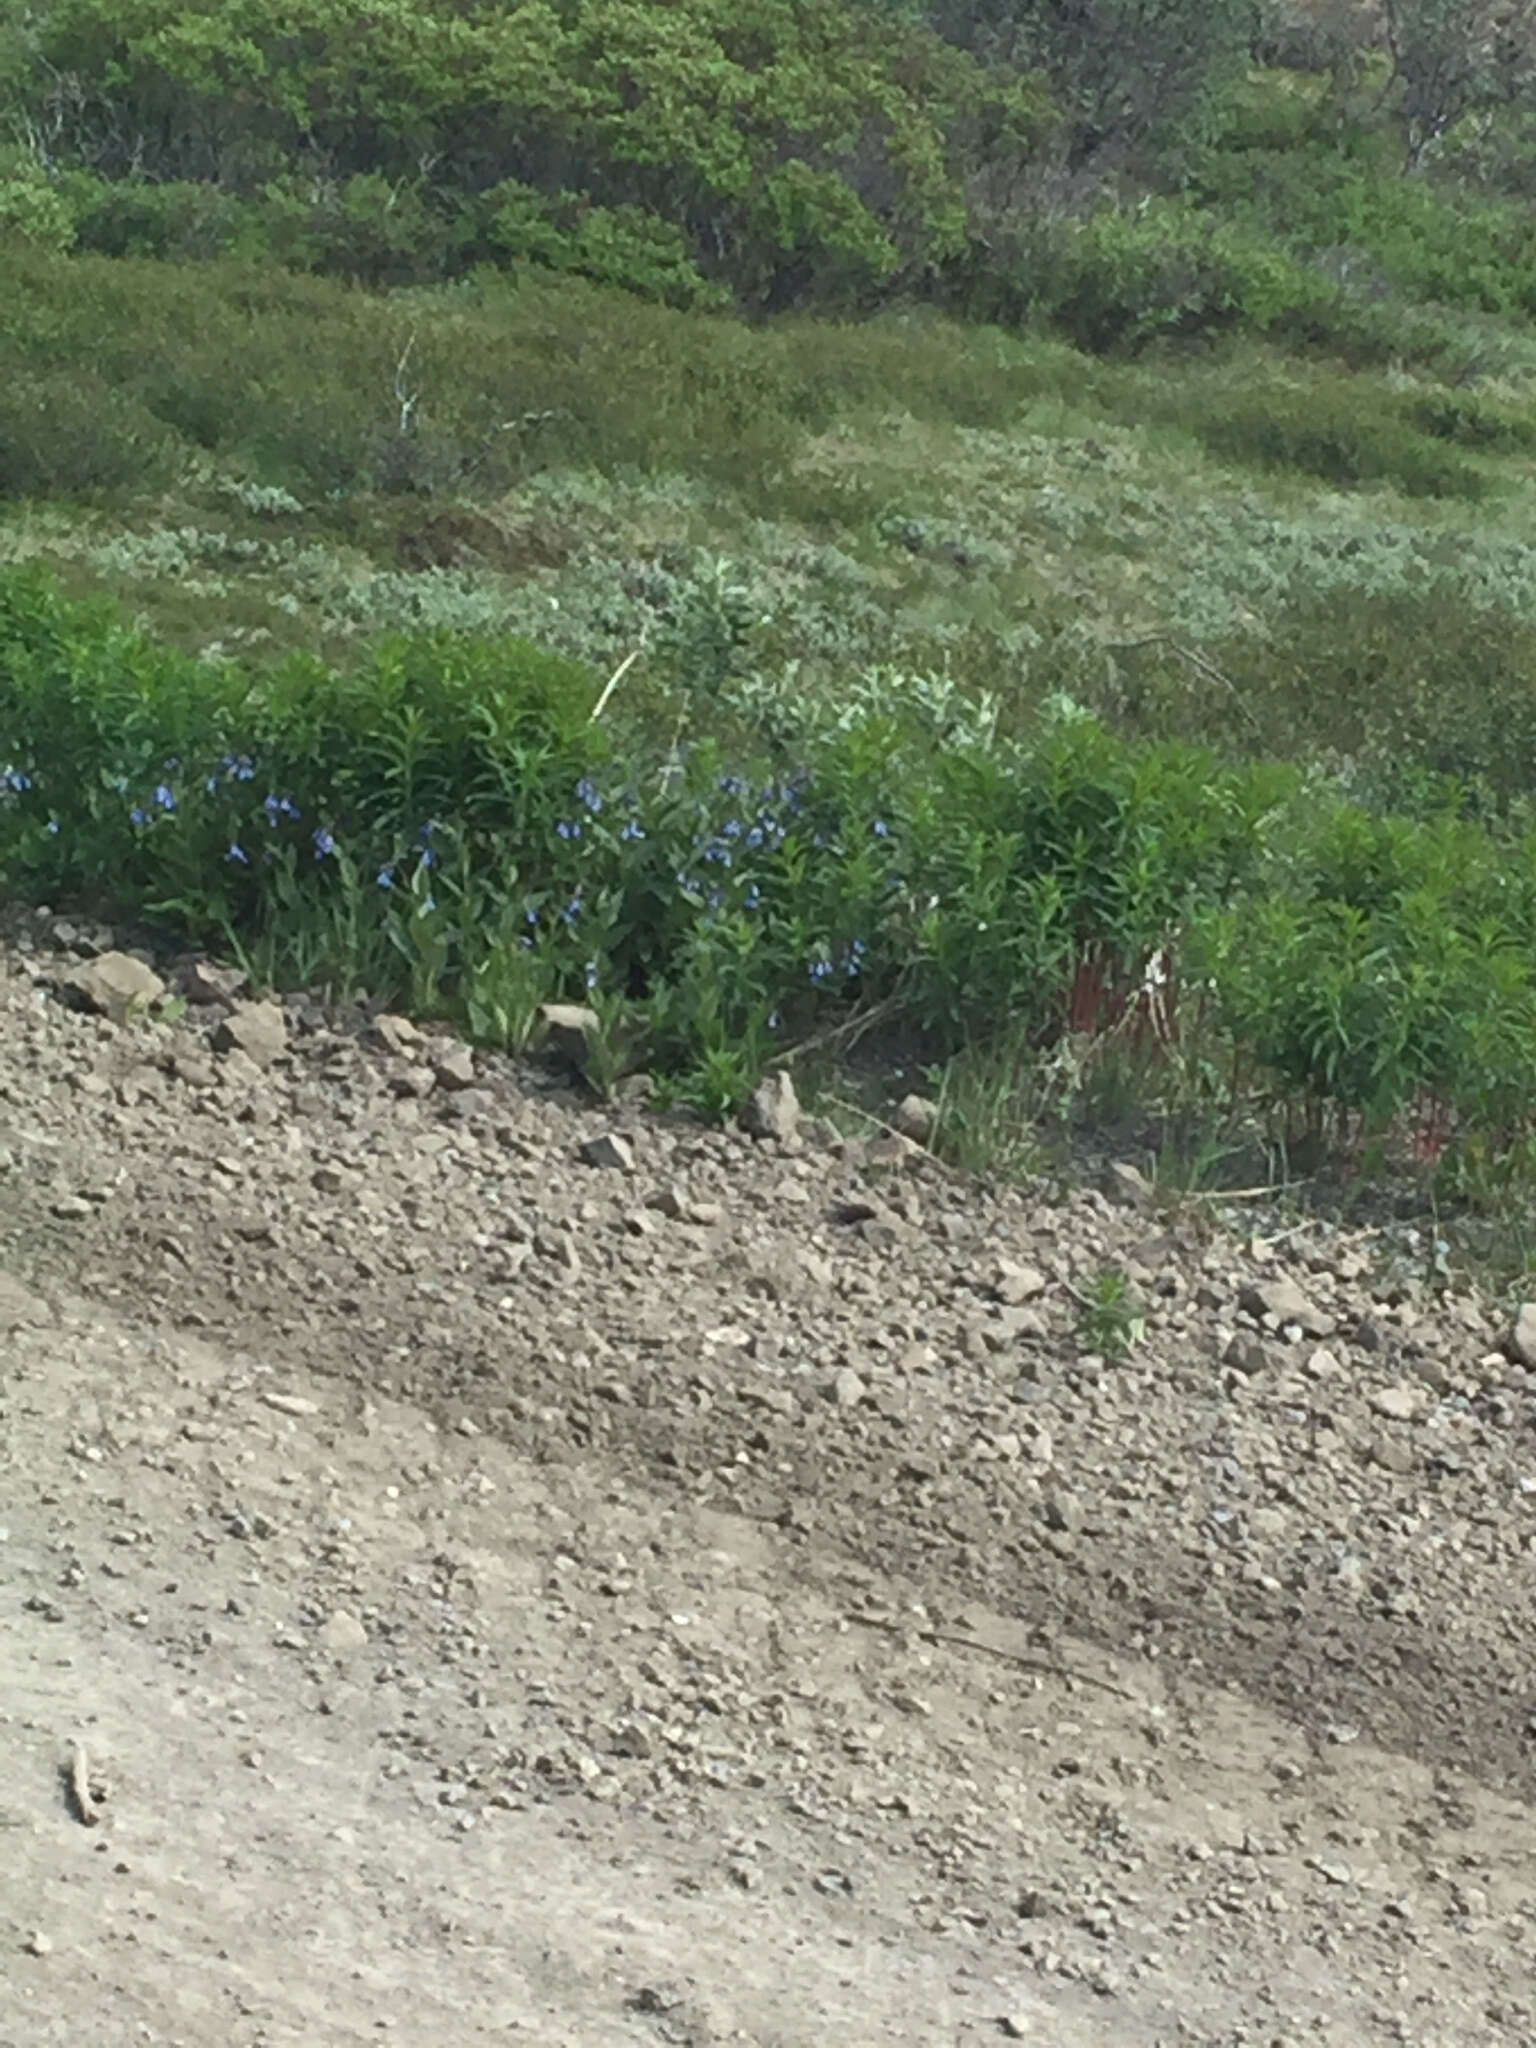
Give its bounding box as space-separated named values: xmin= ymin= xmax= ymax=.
xmin=961 ymin=197 xmax=1337 ymax=354
xmin=1186 ymin=381 xmax=1489 ymax=499
xmin=68 ymin=177 xmax=257 ymax=263
xmin=13 ymin=0 xmax=1049 ymax=311
xmin=1188 ymin=138 xmax=1536 ymax=320
xmin=0 ymin=177 xmax=76 ymax=253
xmin=0 ymin=370 xmax=176 ymax=497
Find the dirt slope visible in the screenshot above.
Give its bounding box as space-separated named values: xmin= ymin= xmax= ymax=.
xmin=1 ymin=917 xmax=1534 ymax=2045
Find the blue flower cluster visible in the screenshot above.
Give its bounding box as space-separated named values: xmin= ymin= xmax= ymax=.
xmin=206 ymin=753 xmax=258 ymax=792
xmin=376 ymin=823 xmax=439 ymax=891
xmin=671 ymin=771 xmax=809 ymax=905
xmin=807 ymin=937 xmax=868 ymax=986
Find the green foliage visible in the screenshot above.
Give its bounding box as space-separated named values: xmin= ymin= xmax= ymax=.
xmin=0 ymin=369 xmax=176 ymax=496
xmin=12 ymin=0 xmax=1048 ymax=308
xmin=1074 ymin=1265 xmax=1146 ymax=1358
xmin=0 ymin=162 xmax=77 ymax=251
xmin=963 ymin=195 xmax=1339 ymax=353
xmin=1187 ymin=133 xmax=1536 ymax=319
xmin=1183 ymin=378 xmax=1489 ymax=499
xmin=10 ymin=560 xmax=1536 ymax=1174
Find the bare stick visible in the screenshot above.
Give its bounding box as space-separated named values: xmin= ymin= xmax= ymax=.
xmin=67 ymin=1741 xmax=99 ymax=1826
xmin=847 ymin=1611 xmax=1137 ymax=1702
xmin=590 ymin=647 xmax=642 ymax=723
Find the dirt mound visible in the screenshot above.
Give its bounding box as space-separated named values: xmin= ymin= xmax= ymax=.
xmin=2 ymin=912 xmax=1534 ymax=2043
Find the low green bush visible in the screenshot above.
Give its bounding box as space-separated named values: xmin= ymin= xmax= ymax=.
xmin=0 ymin=368 xmax=177 ymax=497
xmin=1188 ymin=137 xmax=1536 ymax=321
xmin=1181 ymin=380 xmax=1489 ymax=499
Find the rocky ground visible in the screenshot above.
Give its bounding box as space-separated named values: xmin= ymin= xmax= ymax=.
xmin=1 ymin=912 xmax=1535 ymax=2046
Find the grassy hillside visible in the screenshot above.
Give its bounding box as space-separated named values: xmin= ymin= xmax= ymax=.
xmin=8 ymin=3 xmax=1536 ymax=1262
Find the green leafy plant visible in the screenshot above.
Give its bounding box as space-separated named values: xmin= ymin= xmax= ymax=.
xmin=1073 ymin=1265 xmax=1147 ymax=1359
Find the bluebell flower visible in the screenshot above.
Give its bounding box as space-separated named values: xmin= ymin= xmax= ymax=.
xmin=809 ymin=959 xmax=834 ymax=985
xmin=560 ymin=895 xmax=583 ymax=926
xmin=129 ymin=806 xmax=148 ymax=826
xmin=619 ymin=818 xmax=645 ymax=843
xmin=743 ymin=882 xmax=761 ymax=911
xmin=226 ymin=842 xmax=249 ymax=864
xmin=872 ymin=818 xmax=890 ymax=837
xmin=576 ymin=777 xmax=603 ymax=814
xmin=720 ymin=773 xmax=749 ymax=797
xmin=45 ymin=817 xmax=59 ymax=835
xmin=313 ymin=827 xmax=336 ymax=859
xmin=153 ymin=783 xmax=175 ymax=811
xmin=376 ymin=865 xmax=395 ymax=888
xmin=556 ymin=819 xmax=582 ymax=841
xmin=524 ymin=905 xmax=540 ymax=925
xmin=767 ymin=1009 xmax=782 ymax=1031
xmin=745 ymin=826 xmax=764 ymax=850
xmin=205 ymin=775 xmax=220 ymax=794
xmin=584 ymin=960 xmax=600 ymax=989
xmin=419 ymin=845 xmax=437 ymax=868
xmin=281 ymin=796 xmax=300 ymax=820
xmin=721 ymin=818 xmax=742 ymax=839
xmin=263 ymin=794 xmax=280 ymax=823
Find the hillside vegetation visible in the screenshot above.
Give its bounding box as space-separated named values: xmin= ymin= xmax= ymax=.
xmin=7 ymin=0 xmax=1536 ymax=1260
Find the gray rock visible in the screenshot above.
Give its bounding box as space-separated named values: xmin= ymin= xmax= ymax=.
xmin=432 ymin=1043 xmax=478 ymax=1091
xmin=740 ymin=1070 xmax=800 ymax=1143
xmin=319 ymin=1608 xmax=369 ymax=1654
xmin=1369 ymin=1383 xmax=1427 ymax=1423
xmin=537 ymin=1002 xmax=601 ymax=1072
xmin=441 ymin=1087 xmax=496 ymax=1122
xmin=64 ymin=951 xmax=165 ymax=1022
xmin=372 ymin=1012 xmax=423 ymax=1056
xmin=182 ymin=959 xmax=248 ymax=1007
xmin=1506 ymin=1302 xmax=1536 ymax=1369
xmin=212 ymin=1000 xmax=288 ymax=1068
xmin=1041 ymin=1488 xmax=1084 ymax=1534
xmin=579 ymin=1131 xmax=635 ymax=1172
xmin=1224 ymin=1333 xmax=1273 ymax=1377
xmin=387 ymin=1065 xmax=436 ymax=1099
xmin=829 ymin=1367 xmax=866 ymax=1408
xmin=1102 ymin=1161 xmax=1154 ymax=1210
xmin=994 ymin=1259 xmax=1047 ymax=1305
xmin=892 ymin=1093 xmax=940 ymax=1145
xmin=1239 ymin=1275 xmax=1333 ymax=1338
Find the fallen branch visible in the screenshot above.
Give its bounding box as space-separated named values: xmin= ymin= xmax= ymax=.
xmin=847 ymin=1611 xmax=1138 ymax=1702
xmin=774 ymin=994 xmax=904 ymax=1067
xmin=66 ymin=1740 xmax=100 ymax=1826
xmin=590 ymin=647 xmax=642 ymax=723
